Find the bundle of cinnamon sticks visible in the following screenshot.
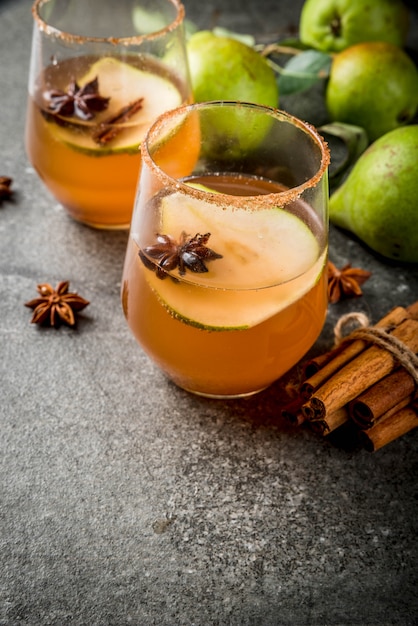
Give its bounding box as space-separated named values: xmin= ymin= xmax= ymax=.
xmin=282 ymin=302 xmax=418 ymax=452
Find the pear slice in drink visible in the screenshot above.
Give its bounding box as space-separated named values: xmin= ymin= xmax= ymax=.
xmin=47 ymin=57 xmax=183 ymax=155
xmin=141 ymin=191 xmax=324 ymax=330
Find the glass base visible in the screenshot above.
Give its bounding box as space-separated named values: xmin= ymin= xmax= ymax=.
xmin=75 ymin=218 xmax=131 ymax=230
xmin=178 ymin=384 xmax=269 ymax=400
xmin=57 ymin=202 xmax=132 ymax=230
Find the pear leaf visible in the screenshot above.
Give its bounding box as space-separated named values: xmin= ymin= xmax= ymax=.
xmin=184 ymin=20 xmax=199 ymax=38
xmin=319 ymin=122 xmax=369 ymax=186
xmin=270 ymin=38 xmax=311 ymax=51
xmin=134 ymin=10 xmax=198 ymax=38
xmin=277 ymin=50 xmax=332 ymax=95
xmin=132 ymin=8 xmax=167 ymax=34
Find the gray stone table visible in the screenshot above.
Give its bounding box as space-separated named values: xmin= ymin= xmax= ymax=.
xmin=1 ymin=0 xmax=417 ymax=624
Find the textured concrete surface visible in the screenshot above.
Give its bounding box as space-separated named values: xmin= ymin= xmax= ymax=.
xmin=1 ymin=1 xmax=417 ymax=624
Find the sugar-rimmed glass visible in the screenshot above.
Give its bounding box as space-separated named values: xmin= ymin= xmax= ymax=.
xmin=25 ymin=0 xmax=192 ymax=229
xmin=122 ymin=101 xmax=330 ymax=398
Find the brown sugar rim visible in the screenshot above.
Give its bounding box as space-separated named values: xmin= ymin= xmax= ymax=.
xmin=142 ymin=100 xmax=331 ymax=211
xmin=32 ymin=0 xmax=185 ymax=45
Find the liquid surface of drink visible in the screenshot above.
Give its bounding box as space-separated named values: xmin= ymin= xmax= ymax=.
xmin=122 ymin=173 xmax=328 ymax=397
xmin=26 ymin=55 xmax=189 ymax=228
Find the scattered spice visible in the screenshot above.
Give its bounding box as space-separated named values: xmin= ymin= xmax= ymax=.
xmin=327 ymin=261 xmax=371 ymax=303
xmin=0 ymin=176 xmax=13 ymax=202
xmin=92 ymin=97 xmax=144 ymax=146
xmin=25 ymin=281 xmax=89 ymax=327
xmin=44 ymin=76 xmax=110 ymax=121
xmin=139 ymin=232 xmax=223 ymax=280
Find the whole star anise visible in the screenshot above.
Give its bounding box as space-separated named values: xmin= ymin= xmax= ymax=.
xmin=327 ymin=261 xmax=372 ymax=303
xmin=0 ymin=176 xmax=13 ymax=202
xmin=25 ymin=281 xmax=90 ymax=327
xmin=139 ymin=232 xmax=223 ymax=279
xmin=44 ymin=76 xmax=110 ymax=121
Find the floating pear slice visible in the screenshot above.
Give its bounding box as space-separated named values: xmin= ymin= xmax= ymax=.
xmin=185 ymin=182 xmax=220 ymax=193
xmin=142 ymin=191 xmax=323 ymax=330
xmin=48 ymin=57 xmax=183 ymax=155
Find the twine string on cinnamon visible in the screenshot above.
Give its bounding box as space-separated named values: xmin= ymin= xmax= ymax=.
xmin=282 ymin=302 xmax=418 ymax=449
xmin=333 ymin=312 xmax=370 ymax=343
xmin=333 ymin=312 xmax=418 ymax=386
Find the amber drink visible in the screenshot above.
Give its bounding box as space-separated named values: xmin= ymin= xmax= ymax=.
xmin=25 ymin=0 xmax=191 ymax=229
xmin=122 ymin=102 xmax=330 ymax=398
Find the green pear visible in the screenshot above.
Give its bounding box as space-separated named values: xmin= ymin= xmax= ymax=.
xmin=326 ymin=42 xmax=418 ymax=142
xmin=329 ymin=125 xmax=418 ymax=263
xmin=299 ymin=0 xmax=409 ymax=53
xmin=186 ymin=31 xmax=279 ymax=158
xmin=187 ymin=31 xmax=278 ymax=107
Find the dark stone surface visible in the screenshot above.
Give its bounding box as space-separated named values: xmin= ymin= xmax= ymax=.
xmin=1 ymin=1 xmax=417 ymax=624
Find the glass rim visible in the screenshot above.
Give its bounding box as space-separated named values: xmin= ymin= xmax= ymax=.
xmin=32 ymin=0 xmax=185 ymax=45
xmin=142 ymin=100 xmax=331 ymax=210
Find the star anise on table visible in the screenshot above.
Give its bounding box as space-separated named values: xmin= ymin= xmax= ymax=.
xmin=327 ymin=261 xmax=372 ymax=303
xmin=25 ymin=281 xmax=90 ymax=327
xmin=0 ymin=176 xmax=13 ymax=202
xmin=44 ymin=76 xmax=110 ymax=121
xmin=139 ymin=232 xmax=223 ymax=280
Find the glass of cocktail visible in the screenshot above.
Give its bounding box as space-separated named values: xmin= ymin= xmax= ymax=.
xmin=25 ymin=0 xmax=192 ymax=229
xmin=121 ymin=101 xmax=330 ymax=398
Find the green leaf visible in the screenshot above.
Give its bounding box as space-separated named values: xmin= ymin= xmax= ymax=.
xmin=319 ymin=122 xmax=369 ymax=187
xmin=185 ymin=20 xmax=199 ymax=39
xmin=269 ymin=37 xmax=311 ymax=51
xmin=277 ymin=50 xmax=332 ymax=95
xmin=132 ymin=8 xmax=168 ymax=34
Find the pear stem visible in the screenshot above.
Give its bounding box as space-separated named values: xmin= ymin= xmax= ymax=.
xmin=256 ymin=43 xmax=303 ymax=57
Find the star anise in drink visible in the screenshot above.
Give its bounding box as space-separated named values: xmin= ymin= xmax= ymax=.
xmin=139 ymin=232 xmax=223 ymax=280
xmin=327 ymin=261 xmax=372 ymax=303
xmin=44 ymin=76 xmax=110 ymax=121
xmin=25 ymin=281 xmax=90 ymax=327
xmin=0 ymin=176 xmax=13 ymax=202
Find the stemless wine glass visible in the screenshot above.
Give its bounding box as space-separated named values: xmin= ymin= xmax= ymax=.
xmin=25 ymin=0 xmax=192 ymax=229
xmin=121 ymin=101 xmax=330 ymax=398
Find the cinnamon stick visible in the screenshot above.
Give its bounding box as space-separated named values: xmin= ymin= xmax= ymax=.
xmin=92 ymin=97 xmax=144 ymax=145
xmin=359 ymin=403 xmax=418 ymax=452
xmin=302 ymin=348 xmax=343 ymax=379
xmin=281 ymin=397 xmax=306 ymax=426
xmin=299 ymin=305 xmax=416 ymax=399
xmin=406 ymin=301 xmax=418 ymax=320
xmin=349 ymin=368 xmax=416 ymax=429
xmin=301 ymin=318 xmax=418 ymax=421
xmin=281 ymin=301 xmax=418 ymax=451
xmin=309 ymin=407 xmax=349 ymax=435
